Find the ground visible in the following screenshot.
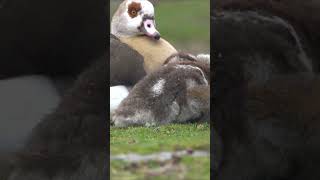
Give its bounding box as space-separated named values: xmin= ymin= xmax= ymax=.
xmin=110 ymin=123 xmax=210 ymax=179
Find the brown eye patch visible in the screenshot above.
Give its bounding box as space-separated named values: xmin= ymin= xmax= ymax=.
xmin=128 ymin=2 xmax=141 ymax=18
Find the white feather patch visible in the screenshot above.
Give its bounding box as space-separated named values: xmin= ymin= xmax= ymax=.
xmin=110 ymin=85 xmax=130 ymax=113
xmin=151 ymin=78 xmax=165 ymax=97
xmin=175 ymin=65 xmax=208 ymax=85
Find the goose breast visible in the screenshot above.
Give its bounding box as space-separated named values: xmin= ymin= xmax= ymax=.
xmin=119 ymin=36 xmax=178 ymax=73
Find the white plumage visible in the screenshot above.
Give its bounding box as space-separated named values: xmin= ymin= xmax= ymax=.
xmin=110 ymin=85 xmax=130 ymax=113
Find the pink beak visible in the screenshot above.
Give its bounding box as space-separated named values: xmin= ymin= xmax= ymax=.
xmin=141 ymin=19 xmax=161 ymax=40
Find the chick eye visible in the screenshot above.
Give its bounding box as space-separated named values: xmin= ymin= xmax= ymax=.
xmin=131 ymin=10 xmax=136 ymax=15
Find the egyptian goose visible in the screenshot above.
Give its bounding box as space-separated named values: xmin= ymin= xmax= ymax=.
xmin=110 ymin=0 xmax=178 ymax=115
xmin=111 ymin=0 xmax=178 ymax=74
xmin=214 ymin=55 xmax=320 ymax=179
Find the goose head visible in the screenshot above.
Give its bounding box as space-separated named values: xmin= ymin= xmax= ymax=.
xmin=111 ymin=0 xmax=160 ymax=40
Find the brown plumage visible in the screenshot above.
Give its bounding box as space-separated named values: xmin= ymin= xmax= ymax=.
xmin=110 ymin=34 xmax=146 ymax=86
xmin=112 ymin=53 xmax=210 ymax=127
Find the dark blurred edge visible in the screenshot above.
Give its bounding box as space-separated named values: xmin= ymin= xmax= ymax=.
xmin=210 ymin=0 xmax=214 ymax=180
xmin=106 ymin=0 xmax=111 ymax=179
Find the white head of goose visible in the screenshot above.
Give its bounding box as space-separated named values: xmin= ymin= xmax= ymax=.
xmin=111 ymin=0 xmax=177 ymax=73
xmin=111 ymin=0 xmax=159 ymax=39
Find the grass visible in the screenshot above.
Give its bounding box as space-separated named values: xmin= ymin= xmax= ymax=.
xmin=156 ymin=0 xmax=210 ymax=53
xmin=110 ymin=123 xmax=210 ymax=179
xmin=111 ymin=156 xmax=210 ymax=180
xmin=111 ymin=123 xmax=210 ymax=155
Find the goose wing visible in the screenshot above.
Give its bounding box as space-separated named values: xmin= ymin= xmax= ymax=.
xmin=110 ymin=34 xmax=146 ymax=86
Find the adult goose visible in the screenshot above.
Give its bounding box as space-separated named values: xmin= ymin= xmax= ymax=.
xmin=110 ymin=0 xmax=178 ymax=113
xmin=212 ymin=7 xmax=320 ymax=179
xmin=215 ymin=0 xmax=320 ymax=72
xmin=213 ymin=54 xmax=320 ymax=180
xmin=110 ymin=0 xmax=178 ymax=81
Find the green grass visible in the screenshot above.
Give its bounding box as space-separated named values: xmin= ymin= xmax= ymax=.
xmin=111 ymin=156 xmax=210 ymax=180
xmin=110 ymin=123 xmax=210 ymax=180
xmin=111 ymin=123 xmax=210 ymax=155
xmin=182 ymin=156 xmax=210 ymax=180
xmin=156 ymin=0 xmax=210 ymax=52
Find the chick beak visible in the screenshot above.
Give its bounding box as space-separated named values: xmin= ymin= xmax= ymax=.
xmin=140 ymin=19 xmax=161 ymax=40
